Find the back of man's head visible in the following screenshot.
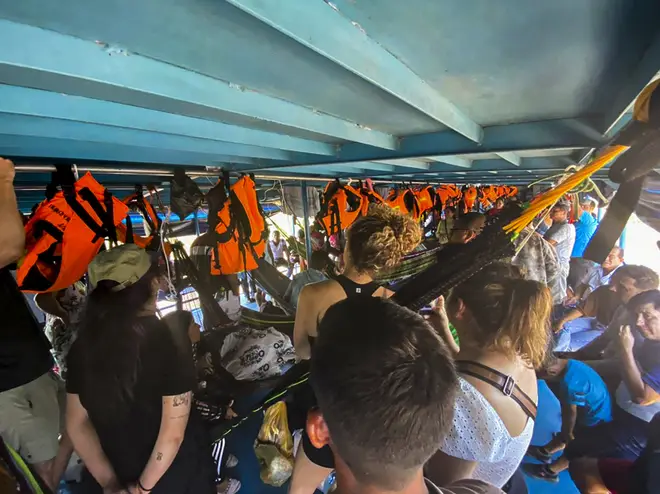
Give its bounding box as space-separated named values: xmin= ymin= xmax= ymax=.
xmin=453 ymin=212 xmax=485 ymax=231
xmin=617 ymin=264 xmax=659 ymax=291
xmin=309 ymin=250 xmax=330 ymax=272
xmin=310 ymin=297 xmax=457 ymax=491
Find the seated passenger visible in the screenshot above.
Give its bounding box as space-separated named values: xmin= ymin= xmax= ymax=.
xmin=554 ymin=264 xmax=658 ymax=355
xmin=565 ymin=247 xmax=624 ymax=306
xmin=524 ymin=357 xmax=612 ymax=482
xmin=66 ymin=245 xmax=216 ymax=493
xmin=284 ymin=250 xmax=329 ymax=308
xmin=553 ymin=282 xmax=622 ymax=353
xmin=558 ymin=290 xmax=660 ymax=464
xmin=569 ymin=412 xmax=660 ymax=494
xmin=308 ymin=296 xmax=503 ymax=493
xmin=426 ymin=263 xmax=550 ymax=488
xmin=290 ymin=205 xmax=421 ymax=494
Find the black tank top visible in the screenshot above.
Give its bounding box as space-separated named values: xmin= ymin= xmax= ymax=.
xmin=334 ymin=275 xmax=381 ymax=298
xmin=310 ymin=276 xmax=381 ymax=348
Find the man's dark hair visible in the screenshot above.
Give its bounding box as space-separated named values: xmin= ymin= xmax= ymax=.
xmin=311 ymin=297 xmax=457 ymax=490
xmin=553 ymin=202 xmax=571 ymax=212
xmin=453 ymin=212 xmax=484 ymax=231
xmin=616 ymin=264 xmax=659 ymax=291
xmin=628 ymin=289 xmax=660 ymax=312
xmin=309 ymin=250 xmax=330 ymax=271
xmin=613 ymin=246 xmax=625 ymax=259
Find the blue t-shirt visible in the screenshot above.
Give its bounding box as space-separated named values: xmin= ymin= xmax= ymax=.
xmin=560 ymin=360 xmax=612 ymax=427
xmin=571 ymin=211 xmax=598 ymax=257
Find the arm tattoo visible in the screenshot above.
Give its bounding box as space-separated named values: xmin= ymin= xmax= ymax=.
xmin=172 ymin=393 xmax=190 ymax=407
xmin=156 ymin=452 xmax=163 ymax=461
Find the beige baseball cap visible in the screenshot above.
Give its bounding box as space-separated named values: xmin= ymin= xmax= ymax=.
xmin=88 ymin=244 xmax=152 ymax=291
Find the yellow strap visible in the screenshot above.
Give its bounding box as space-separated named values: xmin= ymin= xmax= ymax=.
xmin=6 ymin=444 xmax=44 ymax=493
xmin=504 ymin=145 xmax=628 ymax=235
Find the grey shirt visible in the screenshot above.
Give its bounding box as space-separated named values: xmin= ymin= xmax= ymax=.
xmin=544 ymin=221 xmax=576 ymax=273
xmin=284 ymin=269 xmax=328 ymax=308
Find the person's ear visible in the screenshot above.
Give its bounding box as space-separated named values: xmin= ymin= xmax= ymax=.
xmin=453 ymin=298 xmax=468 ymax=320
xmin=306 ymin=409 xmax=331 ymax=449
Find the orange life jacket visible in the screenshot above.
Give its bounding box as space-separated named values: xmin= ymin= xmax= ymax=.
xmin=386 ymin=188 xmax=421 ymax=219
xmin=506 ymin=186 xmax=519 ymax=198
xmin=479 ymin=185 xmax=499 ymax=208
xmin=416 ymin=185 xmax=438 ymax=215
xmin=317 ymin=181 xmax=365 ymax=236
xmin=462 ymin=185 xmax=478 ymax=212
xmin=208 ymin=174 xmax=267 ymax=276
xmin=18 ymin=171 xmax=129 ymax=293
xmin=116 ymin=186 xmax=163 ymax=251
xmin=436 ymin=185 xmax=462 ymax=210
xmin=358 ymin=181 xmax=385 ymax=215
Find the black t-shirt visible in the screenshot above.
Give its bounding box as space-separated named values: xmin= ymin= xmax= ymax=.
xmin=67 ymin=316 xmax=215 ymax=493
xmin=0 ymin=268 xmax=53 ymax=392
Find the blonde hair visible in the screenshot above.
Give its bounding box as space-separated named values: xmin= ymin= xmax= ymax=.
xmin=346 ymin=205 xmax=421 ymax=274
xmin=448 ymin=263 xmax=551 ymax=368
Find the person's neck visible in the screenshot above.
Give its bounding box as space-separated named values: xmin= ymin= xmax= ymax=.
xmin=342 ymin=265 xmax=373 ymax=283
xmin=336 ymin=470 xmax=429 ymax=494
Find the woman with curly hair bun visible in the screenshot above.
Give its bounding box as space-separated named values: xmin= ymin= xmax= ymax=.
xmin=290 ymin=205 xmax=421 ymax=494
xmin=293 ymin=205 xmax=421 ymax=360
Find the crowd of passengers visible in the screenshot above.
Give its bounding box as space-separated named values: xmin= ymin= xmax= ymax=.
xmin=2 ymin=155 xmax=660 ymax=494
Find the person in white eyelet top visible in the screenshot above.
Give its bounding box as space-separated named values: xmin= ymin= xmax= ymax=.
xmin=425 ymin=263 xmax=551 ymax=488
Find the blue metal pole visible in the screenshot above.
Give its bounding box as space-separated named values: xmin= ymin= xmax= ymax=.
xmin=301 ymin=181 xmax=313 ymax=262
xmin=619 ymin=223 xmax=627 ymax=251
xmin=194 ymin=210 xmax=200 ymax=236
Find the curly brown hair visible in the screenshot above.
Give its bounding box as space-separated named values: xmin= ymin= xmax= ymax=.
xmin=448 ymin=262 xmax=551 ymax=368
xmin=345 ymin=204 xmax=421 ymax=274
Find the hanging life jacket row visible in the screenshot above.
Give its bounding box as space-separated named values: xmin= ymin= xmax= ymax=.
xmin=315 ymin=178 xmax=519 ymax=238
xmin=17 ymin=166 xmax=129 ymax=293
xmin=208 ymin=172 xmax=268 ymax=276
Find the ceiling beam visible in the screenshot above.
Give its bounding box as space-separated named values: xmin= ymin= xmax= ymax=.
xmin=0 ymin=135 xmax=278 ymax=167
xmin=0 ymin=114 xmax=310 ymax=162
xmin=227 ymin=0 xmax=524 ymax=166
xmin=226 ymin=0 xmax=482 ymax=143
xmin=0 ymin=84 xmax=336 ymax=156
xmin=0 ymin=19 xmax=397 ymax=150
xmin=240 ymin=118 xmax=604 ymax=172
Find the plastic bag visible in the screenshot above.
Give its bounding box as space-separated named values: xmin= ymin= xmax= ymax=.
xmin=170 ymin=169 xmax=203 ymax=220
xmin=254 ymin=401 xmax=294 ymax=486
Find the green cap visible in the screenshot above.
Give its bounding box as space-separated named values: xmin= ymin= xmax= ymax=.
xmin=88 ymin=244 xmax=152 ymax=291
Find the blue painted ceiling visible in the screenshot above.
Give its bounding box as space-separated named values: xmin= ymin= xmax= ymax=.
xmin=0 ymin=0 xmax=658 ymax=212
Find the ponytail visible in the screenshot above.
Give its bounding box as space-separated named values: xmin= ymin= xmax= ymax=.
xmin=449 ymin=262 xmax=551 ymax=368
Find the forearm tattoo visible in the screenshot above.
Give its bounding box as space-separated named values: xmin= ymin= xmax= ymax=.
xmin=156 ymin=452 xmax=163 ymax=461
xmin=172 ymin=393 xmax=190 ymax=407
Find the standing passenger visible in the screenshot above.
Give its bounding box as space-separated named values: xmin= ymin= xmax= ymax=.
xmin=426 ymin=263 xmax=550 ymax=488
xmin=66 ymin=244 xmax=216 ymax=493
xmin=544 ymin=202 xmax=576 ymax=300
xmin=0 ymin=157 xmax=72 ymax=489
xmin=308 ymin=296 xmax=503 ymax=493
xmin=290 ymin=205 xmax=421 ymax=494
